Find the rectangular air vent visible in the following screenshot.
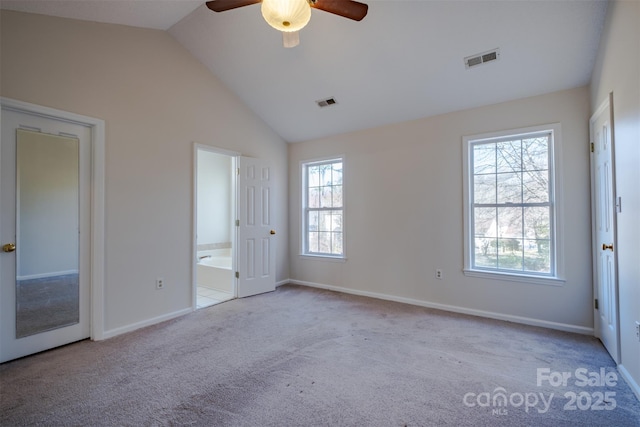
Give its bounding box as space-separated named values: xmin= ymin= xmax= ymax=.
xmin=464 ymin=48 xmax=500 ymax=69
xmin=316 ymin=97 xmax=337 ymax=108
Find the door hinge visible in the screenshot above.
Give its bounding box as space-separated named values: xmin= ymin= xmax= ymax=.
xmin=590 ymin=142 xmax=594 ymax=153
xmin=235 ymin=271 xmax=239 ymax=279
xmin=594 ymin=299 xmax=599 ymax=310
xmin=235 ymin=219 xmax=240 ymax=227
xmin=237 ymin=168 xmax=240 ymax=175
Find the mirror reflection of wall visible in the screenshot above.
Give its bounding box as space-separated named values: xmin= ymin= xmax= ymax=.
xmin=16 ymin=129 xmax=80 ymax=338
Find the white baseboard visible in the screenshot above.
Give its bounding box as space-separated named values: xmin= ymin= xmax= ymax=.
xmin=288 ymin=279 xmax=594 ymax=335
xmin=100 ymin=307 xmax=193 ymax=340
xmin=276 ymin=279 xmax=289 ymax=288
xmin=618 ymin=364 xmax=640 ymax=402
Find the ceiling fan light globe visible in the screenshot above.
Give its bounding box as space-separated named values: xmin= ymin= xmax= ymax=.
xmin=261 ymin=0 xmax=311 ymax=32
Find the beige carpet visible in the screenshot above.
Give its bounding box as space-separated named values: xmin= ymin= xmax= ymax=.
xmin=1 ymin=284 xmax=639 ymax=426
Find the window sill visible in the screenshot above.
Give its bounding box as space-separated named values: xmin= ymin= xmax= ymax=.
xmin=299 ymin=254 xmax=347 ymax=263
xmin=463 ymin=269 xmax=565 ymax=287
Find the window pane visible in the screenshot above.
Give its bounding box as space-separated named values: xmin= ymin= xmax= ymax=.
xmin=474 ymin=207 xmax=496 ymax=238
xmin=318 ymin=232 xmax=331 ymax=253
xmin=523 ymin=239 xmax=551 ymax=273
xmin=522 ymin=169 xmax=549 ymax=203
xmin=524 ymin=206 xmax=550 ymax=239
xmin=308 ymin=211 xmax=318 ymax=231
xmin=474 ymin=174 xmax=496 ymax=204
xmin=475 ymin=237 xmax=497 ymax=268
xmin=496 ymin=172 xmax=522 ymax=204
xmin=522 ymin=137 xmax=548 ymax=172
xmin=318 ymin=164 xmax=332 ymax=186
xmin=308 ymin=231 xmax=319 ymax=253
xmin=320 ymin=186 xmax=333 ymax=208
xmin=497 ymin=238 xmax=523 ymax=270
xmin=332 ymin=162 xmax=343 ymax=185
xmin=318 ymin=211 xmax=331 ymax=232
xmin=496 ymin=140 xmax=522 ymax=173
xmin=308 ymin=187 xmax=320 ymax=208
xmin=332 ymin=232 xmax=343 ymax=254
xmin=308 ymin=165 xmax=320 ymax=187
xmin=331 ymin=211 xmax=343 ymax=232
xmin=497 ymin=207 xmax=522 ymax=239
xmin=473 ymin=144 xmax=495 ymax=175
xmin=332 ymin=185 xmax=343 ymax=207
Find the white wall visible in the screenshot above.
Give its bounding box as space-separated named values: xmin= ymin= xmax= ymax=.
xmin=197 ymin=151 xmax=232 ymax=246
xmin=590 ymin=0 xmax=640 ymax=397
xmin=289 ymin=86 xmax=593 ymax=332
xmin=0 ymin=10 xmax=289 ymax=333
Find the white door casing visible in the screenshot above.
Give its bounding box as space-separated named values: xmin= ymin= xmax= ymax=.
xmin=237 ymin=156 xmax=276 ymax=298
xmin=590 ymin=94 xmax=620 ymax=363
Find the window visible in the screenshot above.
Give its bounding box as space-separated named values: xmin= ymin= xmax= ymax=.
xmin=302 ymin=158 xmax=344 ymax=257
xmin=463 ymin=124 xmax=564 ymax=284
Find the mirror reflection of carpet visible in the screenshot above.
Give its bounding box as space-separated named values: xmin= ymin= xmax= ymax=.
xmin=16 ymin=274 xmax=79 ymax=338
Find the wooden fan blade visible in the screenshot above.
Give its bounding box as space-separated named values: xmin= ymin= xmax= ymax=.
xmin=310 ymin=0 xmax=368 ymax=21
xmin=205 ymin=0 xmax=261 ymax=12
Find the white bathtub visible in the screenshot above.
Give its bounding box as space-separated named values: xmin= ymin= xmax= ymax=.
xmin=197 ymin=248 xmax=233 ymax=293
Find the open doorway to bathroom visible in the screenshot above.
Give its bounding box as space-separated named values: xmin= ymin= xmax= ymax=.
xmin=195 ymin=145 xmax=237 ymax=309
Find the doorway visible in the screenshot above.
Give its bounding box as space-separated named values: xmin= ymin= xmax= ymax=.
xmin=194 ymin=146 xmax=237 ymax=309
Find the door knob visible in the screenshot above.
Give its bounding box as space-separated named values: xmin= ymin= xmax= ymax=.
xmin=2 ymin=243 xmax=16 ymax=253
xmin=270 ymin=230 xmax=276 ymax=235
xmin=602 ymin=243 xmax=614 ymax=251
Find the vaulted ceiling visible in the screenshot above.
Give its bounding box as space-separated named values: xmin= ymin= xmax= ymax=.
xmin=1 ymin=0 xmax=608 ymax=142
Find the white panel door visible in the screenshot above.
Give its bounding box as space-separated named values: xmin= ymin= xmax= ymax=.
xmin=590 ymin=97 xmax=619 ymax=363
xmin=237 ymin=157 xmax=276 ymax=298
xmin=1 ymin=108 xmax=91 ymax=363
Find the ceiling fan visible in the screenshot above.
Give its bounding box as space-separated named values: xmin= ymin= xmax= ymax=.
xmin=206 ymin=0 xmax=368 ymax=48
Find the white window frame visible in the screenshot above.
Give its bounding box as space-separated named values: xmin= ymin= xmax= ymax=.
xmin=462 ymin=124 xmax=565 ymax=286
xmin=301 ymin=157 xmax=346 ymax=260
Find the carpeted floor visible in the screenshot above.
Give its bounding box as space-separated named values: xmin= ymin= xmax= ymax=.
xmin=1 ymin=284 xmax=639 ymax=426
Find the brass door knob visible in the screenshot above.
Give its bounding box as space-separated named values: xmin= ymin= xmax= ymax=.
xmin=602 ymin=243 xmax=614 ymax=251
xmin=2 ymin=243 xmax=16 ymax=253
xmin=270 ymin=230 xmax=276 ymax=235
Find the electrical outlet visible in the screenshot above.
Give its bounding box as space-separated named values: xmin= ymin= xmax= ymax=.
xmin=156 ymin=278 xmax=164 ymax=290
xmin=636 ymin=321 xmax=640 ymax=342
xmin=435 ymin=269 xmax=443 ymax=280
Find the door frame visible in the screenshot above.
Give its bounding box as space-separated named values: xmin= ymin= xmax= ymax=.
xmin=192 ymin=143 xmax=240 ymax=308
xmin=589 ymin=92 xmax=620 ymax=362
xmin=0 ymin=97 xmax=106 ymax=341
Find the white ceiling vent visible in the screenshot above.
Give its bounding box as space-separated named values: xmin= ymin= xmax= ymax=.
xmin=464 ymin=48 xmax=500 ymax=69
xmin=316 ymin=97 xmax=337 ymax=108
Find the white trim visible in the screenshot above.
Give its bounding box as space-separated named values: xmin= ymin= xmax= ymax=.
xmin=276 ymin=279 xmax=289 ymax=287
xmin=462 ymin=123 xmax=565 ymax=285
xmin=289 ymin=279 xmax=593 ymax=335
xmin=101 ymin=307 xmax=192 ymax=340
xmin=463 ymin=269 xmax=565 ymax=287
xmin=298 ymin=254 xmax=347 ymax=263
xmin=17 ymin=270 xmax=79 ymax=281
xmin=618 ymin=364 xmax=640 ymax=402
xmin=0 ymin=97 xmax=106 ymax=341
xmin=193 ymin=142 xmax=240 ymax=158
